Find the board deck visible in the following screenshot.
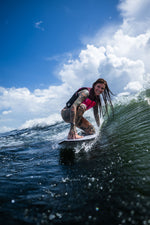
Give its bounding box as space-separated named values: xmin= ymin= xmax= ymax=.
xmin=59 ymin=133 xmax=97 ymax=145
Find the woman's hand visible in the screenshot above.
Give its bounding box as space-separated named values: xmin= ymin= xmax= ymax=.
xmin=68 ymin=123 xmax=83 ymax=139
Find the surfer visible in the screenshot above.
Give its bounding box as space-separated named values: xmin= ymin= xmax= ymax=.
xmin=61 ymin=78 xmax=113 ymax=139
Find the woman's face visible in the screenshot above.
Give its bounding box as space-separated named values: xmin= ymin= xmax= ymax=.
xmin=94 ymin=83 xmax=105 ymax=96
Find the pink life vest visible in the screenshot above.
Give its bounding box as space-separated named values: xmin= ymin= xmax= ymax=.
xmin=66 ymin=87 xmax=97 ymax=110
xmin=82 ymin=97 xmax=96 ymax=110
xmin=78 ymin=87 xmax=96 ymax=110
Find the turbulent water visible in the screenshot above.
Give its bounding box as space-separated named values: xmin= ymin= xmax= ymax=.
xmin=0 ymin=89 xmax=150 ymax=225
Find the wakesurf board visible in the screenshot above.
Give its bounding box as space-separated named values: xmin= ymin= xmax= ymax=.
xmin=59 ymin=133 xmax=97 ymax=145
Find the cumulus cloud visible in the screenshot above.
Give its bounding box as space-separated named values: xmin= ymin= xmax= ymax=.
xmin=57 ymin=0 xmax=150 ymax=96
xmin=1 ymin=0 xmax=150 ymax=132
xmin=124 ymin=81 xmax=143 ymax=91
xmin=118 ymin=0 xmax=150 ymax=20
xmin=118 ymin=0 xmax=150 ymax=35
xmin=0 ymin=84 xmax=70 ymax=132
xmin=59 ymin=45 xmax=106 ymax=91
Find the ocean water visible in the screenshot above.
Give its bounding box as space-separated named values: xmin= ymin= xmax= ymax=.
xmin=0 ymin=89 xmax=150 ymax=225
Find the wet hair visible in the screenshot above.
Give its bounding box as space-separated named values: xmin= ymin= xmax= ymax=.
xmin=92 ymin=78 xmax=114 ymax=117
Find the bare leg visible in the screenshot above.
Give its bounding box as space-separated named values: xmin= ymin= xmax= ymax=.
xmin=61 ymin=105 xmax=95 ymax=138
xmin=61 ymin=104 xmax=87 ymax=124
xmin=61 ymin=107 xmax=70 ymax=123
xmin=61 ymin=107 xmax=83 ymax=139
xmin=76 ymin=117 xmax=95 ymax=135
xmin=76 ymin=104 xmax=95 ymax=135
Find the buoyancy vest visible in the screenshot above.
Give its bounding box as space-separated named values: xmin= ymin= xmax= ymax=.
xmin=82 ymin=97 xmax=96 ymax=110
xmin=66 ymin=87 xmax=97 ymax=110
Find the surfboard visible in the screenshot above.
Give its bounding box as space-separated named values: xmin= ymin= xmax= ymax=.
xmin=59 ymin=133 xmax=97 ymax=145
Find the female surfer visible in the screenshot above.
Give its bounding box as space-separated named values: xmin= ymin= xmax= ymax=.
xmin=61 ymin=78 xmax=114 ymax=139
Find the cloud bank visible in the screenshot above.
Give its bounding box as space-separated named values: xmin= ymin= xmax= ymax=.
xmin=1 ymin=0 xmax=150 ymax=133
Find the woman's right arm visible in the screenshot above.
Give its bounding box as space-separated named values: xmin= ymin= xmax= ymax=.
xmin=70 ymin=89 xmax=89 ymax=124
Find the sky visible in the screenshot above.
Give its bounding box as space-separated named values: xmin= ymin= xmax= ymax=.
xmin=1 ymin=0 xmax=119 ymax=90
xmin=0 ymin=0 xmax=150 ymax=133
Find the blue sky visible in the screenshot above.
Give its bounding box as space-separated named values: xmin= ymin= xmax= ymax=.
xmin=1 ymin=0 xmax=119 ymax=90
xmin=0 ymin=0 xmax=150 ymax=133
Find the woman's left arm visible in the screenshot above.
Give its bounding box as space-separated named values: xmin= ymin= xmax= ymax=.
xmin=93 ymin=104 xmax=100 ymax=127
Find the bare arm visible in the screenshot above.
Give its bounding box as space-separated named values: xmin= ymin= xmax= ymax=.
xmin=93 ymin=104 xmax=100 ymax=127
xmin=70 ymin=89 xmax=89 ymax=124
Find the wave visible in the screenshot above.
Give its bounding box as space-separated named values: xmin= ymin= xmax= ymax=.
xmin=0 ymin=89 xmax=149 ymax=152
xmin=19 ymin=113 xmax=62 ymax=130
xmin=98 ymin=89 xmax=150 ymax=154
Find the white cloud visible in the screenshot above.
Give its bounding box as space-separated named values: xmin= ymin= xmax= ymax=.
xmin=59 ymin=44 xmax=106 ymax=91
xmin=124 ymin=81 xmax=143 ymax=91
xmin=2 ymin=110 xmax=12 ymax=115
xmin=118 ymin=0 xmax=150 ymax=20
xmin=0 ymin=82 xmax=72 ymax=131
xmin=34 ymin=21 xmax=44 ymax=31
xmin=118 ymin=0 xmax=150 ymax=35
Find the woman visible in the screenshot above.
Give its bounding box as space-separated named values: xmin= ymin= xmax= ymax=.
xmin=61 ymin=78 xmax=113 ymax=139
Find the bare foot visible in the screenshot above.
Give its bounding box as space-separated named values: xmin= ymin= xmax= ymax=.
xmin=75 ymin=134 xmax=83 ymax=139
xmin=68 ymin=133 xmax=83 ymax=139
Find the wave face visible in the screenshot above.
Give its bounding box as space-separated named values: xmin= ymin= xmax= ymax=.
xmin=0 ymin=89 xmax=150 ymax=225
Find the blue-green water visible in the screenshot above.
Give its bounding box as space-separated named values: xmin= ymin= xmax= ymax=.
xmin=0 ymin=89 xmax=150 ymax=225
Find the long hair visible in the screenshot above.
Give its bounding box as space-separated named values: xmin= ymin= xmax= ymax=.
xmin=92 ymin=78 xmax=114 ymax=117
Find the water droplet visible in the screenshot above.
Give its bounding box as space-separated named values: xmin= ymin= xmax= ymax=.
xmin=56 ymin=213 xmax=62 ymax=219
xmin=6 ymin=174 xmax=12 ymax=177
xmin=49 ymin=214 xmax=56 ymax=220
xmin=118 ymin=211 xmax=123 ymax=217
xmin=121 ymin=219 xmax=126 ymax=223
xmin=91 ymin=177 xmax=95 ymax=182
xmin=88 ymin=183 xmax=92 ymax=187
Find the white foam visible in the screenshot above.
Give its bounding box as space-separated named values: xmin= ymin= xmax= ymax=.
xmin=145 ymin=97 xmax=150 ymax=105
xmin=19 ymin=113 xmax=62 ymax=130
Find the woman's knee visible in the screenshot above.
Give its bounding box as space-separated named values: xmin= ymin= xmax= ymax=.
xmin=77 ymin=104 xmax=86 ymax=114
xmin=61 ymin=108 xmax=70 ymax=123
